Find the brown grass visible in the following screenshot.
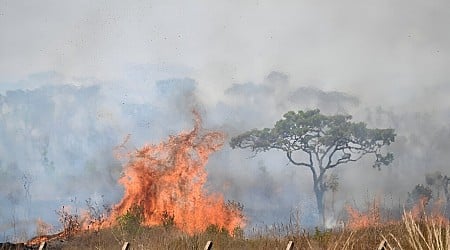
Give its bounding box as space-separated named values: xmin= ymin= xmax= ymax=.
xmin=26 ymin=211 xmax=450 ymax=250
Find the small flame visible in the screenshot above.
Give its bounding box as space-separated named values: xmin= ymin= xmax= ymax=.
xmin=345 ymin=202 xmax=381 ymax=230
xmin=410 ymin=197 xmax=449 ymax=225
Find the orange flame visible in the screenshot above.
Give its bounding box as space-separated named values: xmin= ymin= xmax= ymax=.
xmin=345 ymin=202 xmax=381 ymax=230
xmin=410 ymin=196 xmax=429 ymax=220
xmin=345 ymin=196 xmax=450 ymax=230
xmin=410 ymin=197 xmax=449 ymax=225
xmin=105 ymin=112 xmax=245 ymax=234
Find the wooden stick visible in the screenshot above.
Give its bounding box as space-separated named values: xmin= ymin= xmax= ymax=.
xmin=122 ymin=242 xmax=130 ymax=250
xmin=377 ymin=239 xmax=387 ymax=250
xmin=38 ymin=241 xmax=47 ymax=250
xmin=204 ymin=240 xmax=213 ymax=250
xmin=286 ymin=240 xmax=294 ymax=250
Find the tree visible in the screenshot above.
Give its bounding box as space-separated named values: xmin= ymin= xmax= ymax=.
xmin=406 ymin=184 xmax=433 ymax=209
xmin=425 ymin=171 xmax=450 ymax=202
xmin=424 ymin=171 xmax=450 ymax=216
xmin=230 ymin=109 xmax=396 ymax=225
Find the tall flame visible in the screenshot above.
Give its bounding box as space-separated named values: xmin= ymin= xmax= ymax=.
xmin=105 ymin=112 xmax=244 ymax=234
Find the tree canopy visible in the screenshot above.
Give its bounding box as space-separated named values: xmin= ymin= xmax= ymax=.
xmin=231 ymin=109 xmax=395 ymax=170
xmin=230 ymin=109 xmax=396 ymax=224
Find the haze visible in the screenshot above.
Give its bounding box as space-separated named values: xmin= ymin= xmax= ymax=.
xmin=1 ymin=0 xmax=449 ymax=240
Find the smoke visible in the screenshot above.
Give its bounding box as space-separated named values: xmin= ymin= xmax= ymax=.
xmin=0 ymin=76 xmax=204 ymax=240
xmin=1 ymin=0 xmax=450 ymax=240
xmin=103 ymin=112 xmax=244 ymax=234
xmin=206 ymin=71 xmax=450 ymax=227
xmin=1 ymin=68 xmax=450 ymax=240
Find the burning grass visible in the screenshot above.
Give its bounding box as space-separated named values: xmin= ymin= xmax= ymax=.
xmin=21 ymin=211 xmax=449 ymax=250
xmin=102 ymin=111 xmax=244 ymax=234
xmin=18 ymin=112 xmax=245 ymax=248
xmin=11 ymin=113 xmax=450 ymax=249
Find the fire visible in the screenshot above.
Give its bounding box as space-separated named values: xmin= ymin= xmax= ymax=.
xmin=345 ymin=202 xmax=381 ymax=230
xmin=410 ymin=197 xmax=449 ymax=225
xmin=25 ymin=112 xmax=244 ymax=246
xmin=345 ymin=196 xmax=450 ymax=231
xmin=104 ymin=112 xmax=244 ymax=234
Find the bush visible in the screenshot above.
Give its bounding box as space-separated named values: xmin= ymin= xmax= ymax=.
xmin=161 ymin=210 xmax=175 ymax=229
xmin=56 ymin=206 xmax=81 ymax=238
xmin=116 ymin=204 xmax=144 ymax=236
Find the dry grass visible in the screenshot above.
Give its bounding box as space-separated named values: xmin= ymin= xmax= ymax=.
xmin=35 ymin=223 xmax=384 ymax=249
xmin=27 ymin=211 xmax=450 ymax=250
xmin=382 ymin=211 xmax=450 ymax=250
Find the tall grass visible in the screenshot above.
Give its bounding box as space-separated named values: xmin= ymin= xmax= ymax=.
xmin=383 ymin=211 xmax=450 ymax=250
xmin=29 ymin=210 xmax=450 ymax=249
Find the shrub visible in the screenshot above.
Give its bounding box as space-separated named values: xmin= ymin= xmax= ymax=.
xmin=116 ymin=204 xmax=144 ymax=236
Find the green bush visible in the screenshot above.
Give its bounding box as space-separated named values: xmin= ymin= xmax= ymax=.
xmin=116 ymin=204 xmax=144 ymax=236
xmin=312 ymin=226 xmax=333 ymax=248
xmin=161 ymin=210 xmax=175 ymax=229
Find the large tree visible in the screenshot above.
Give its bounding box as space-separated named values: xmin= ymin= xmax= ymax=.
xmin=230 ymin=109 xmax=396 ymax=225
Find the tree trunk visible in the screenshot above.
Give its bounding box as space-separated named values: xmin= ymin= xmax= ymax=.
xmin=331 ymin=191 xmax=336 ymax=219
xmin=314 ymin=183 xmax=325 ymax=227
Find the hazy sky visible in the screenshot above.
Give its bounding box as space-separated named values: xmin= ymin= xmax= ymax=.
xmin=1 ymin=0 xmax=450 ymax=239
xmin=1 ymin=0 xmax=449 ymax=106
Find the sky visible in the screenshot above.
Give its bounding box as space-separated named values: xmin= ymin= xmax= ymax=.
xmin=2 ymin=0 xmax=449 ymax=104
xmin=1 ymin=0 xmax=450 ymax=240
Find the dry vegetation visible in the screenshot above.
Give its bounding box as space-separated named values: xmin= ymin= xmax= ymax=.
xmin=22 ymin=211 xmax=447 ymax=250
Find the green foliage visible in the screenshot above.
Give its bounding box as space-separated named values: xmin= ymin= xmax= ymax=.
xmin=230 ymin=109 xmax=396 ymax=169
xmin=425 ymin=171 xmax=450 ymax=200
xmin=312 ymin=227 xmax=333 ymax=247
xmin=425 ymin=171 xmax=448 ymax=187
xmin=324 ymin=173 xmax=339 ymax=192
xmin=39 ymin=213 xmax=448 ymax=250
xmin=204 ymin=224 xmax=229 ymax=236
xmin=116 ymin=204 xmax=144 ymax=236
xmin=161 ymin=210 xmax=175 ymax=229
xmin=232 ymin=226 xmax=244 ymax=238
xmin=407 ymin=184 xmax=433 ymax=208
xmin=230 ymin=109 xmax=396 ymax=224
xmin=410 ymin=171 xmax=450 ymax=215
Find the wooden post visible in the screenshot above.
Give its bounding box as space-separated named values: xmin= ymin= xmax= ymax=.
xmin=204 ymin=240 xmax=213 ymax=250
xmin=286 ymin=240 xmax=294 ymax=250
xmin=377 ymin=239 xmax=387 ymax=250
xmin=38 ymin=242 xmax=47 ymax=250
xmin=122 ymin=242 xmax=130 ymax=250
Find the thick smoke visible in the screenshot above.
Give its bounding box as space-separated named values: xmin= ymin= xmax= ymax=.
xmin=2 ymin=0 xmax=450 ymax=242
xmin=1 ymin=70 xmax=450 ymax=240
xmin=0 ymin=77 xmax=201 ymax=240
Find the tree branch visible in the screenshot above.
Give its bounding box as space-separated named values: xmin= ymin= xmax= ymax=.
xmin=326 ymin=148 xmax=375 ymax=169
xmin=286 ymin=151 xmax=312 ymax=168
